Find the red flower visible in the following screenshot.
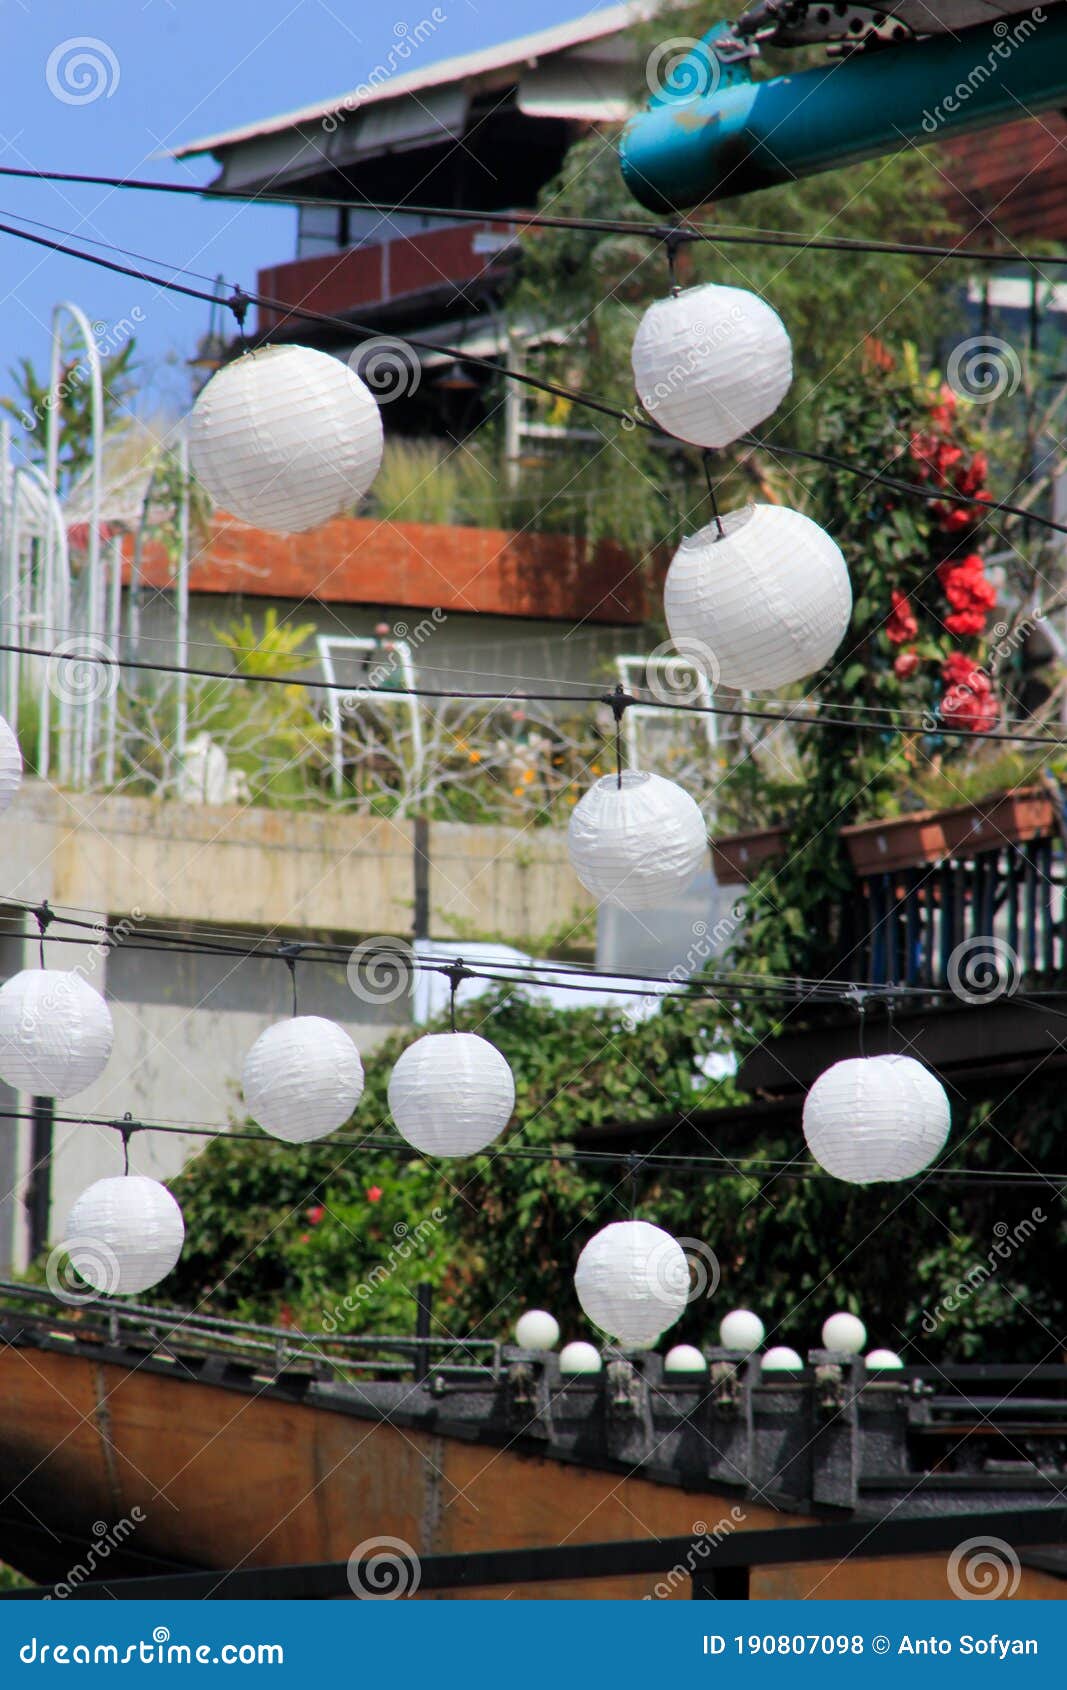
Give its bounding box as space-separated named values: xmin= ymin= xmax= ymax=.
xmin=366 ymin=1185 xmax=383 ymax=1204
xmin=887 ymin=589 xmax=918 ymax=646
xmin=941 ymin=653 xmax=997 ymax=733
xmin=955 ymin=451 xmax=988 ymax=496
xmin=306 ymin=1204 xmax=325 ymax=1226
xmin=937 ymin=553 xmax=996 ymax=636
xmin=894 ymin=650 xmax=920 ymax=678
xmin=945 ymin=608 xmax=988 ymax=636
xmin=299 ymin=1231 xmax=311 ymax=1244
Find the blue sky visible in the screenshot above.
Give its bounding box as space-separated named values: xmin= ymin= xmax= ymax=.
xmin=0 ymin=1 xmax=620 ymax=424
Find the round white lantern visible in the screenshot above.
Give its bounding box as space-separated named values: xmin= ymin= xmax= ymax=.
xmin=664 ymin=504 xmax=852 ymax=692
xmin=802 ymin=1054 xmax=950 ymax=1185
xmin=664 ymin=1343 xmax=707 ymax=1374
xmin=187 ymin=345 xmax=384 ymax=534
xmin=866 ymin=1348 xmax=904 ymax=1370
xmin=719 ymin=1308 xmax=765 ymax=1353
xmin=631 ymin=283 xmax=792 ymax=448
xmin=761 ymin=1346 xmax=804 ymax=1372
xmin=66 ymin=1175 xmax=185 ymax=1297
xmin=242 ymin=1015 xmax=364 ymax=1143
xmin=822 ymin=1311 xmax=867 ymax=1354
xmin=0 ymin=715 xmax=22 ymax=814
xmin=560 ymin=1340 xmax=602 ymax=1375
xmin=574 ymin=1219 xmax=689 ymax=1349
xmin=515 ymin=1309 xmax=559 ymax=1351
xmin=388 ymin=1031 xmax=515 ymax=1156
xmin=0 ymin=969 xmax=113 ymax=1098
xmin=567 ymin=771 xmax=707 ymax=910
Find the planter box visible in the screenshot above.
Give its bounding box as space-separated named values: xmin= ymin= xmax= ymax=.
xmin=711 ymin=824 xmax=787 ymax=886
xmin=842 ymin=785 xmax=1056 ymax=875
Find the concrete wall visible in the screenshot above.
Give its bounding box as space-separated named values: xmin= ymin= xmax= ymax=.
xmin=0 ymin=782 xmax=589 ymax=1271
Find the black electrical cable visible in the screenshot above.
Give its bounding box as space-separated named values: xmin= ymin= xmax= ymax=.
xmin=0 ymin=209 xmax=1065 ymax=540
xmin=4 ymin=1106 xmax=1063 ymax=1188
xmin=2 ymin=163 xmax=1064 ymax=269
xmin=4 ymin=638 xmax=1064 ymax=746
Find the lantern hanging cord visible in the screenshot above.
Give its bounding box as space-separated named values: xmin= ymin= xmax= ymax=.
xmin=278 ymin=942 xmax=303 ymax=1017
xmin=1 ymin=638 xmax=1064 ymax=749
xmin=113 ymin=1112 xmax=138 ymax=1175
xmin=34 ymin=901 xmax=53 ymax=969
xmin=0 ymin=1104 xmax=1059 ymax=1188
xmin=446 ymin=959 xmax=471 ymax=1032
xmin=604 ymin=683 xmax=633 ymax=788
xmin=704 ymin=452 xmax=726 ymax=541
xmin=0 ymin=211 xmax=1063 ymax=541
xmin=3 ymin=166 xmax=1067 ymax=270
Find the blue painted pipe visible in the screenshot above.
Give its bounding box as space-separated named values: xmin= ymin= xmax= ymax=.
xmin=620 ymin=10 xmax=1067 ymax=212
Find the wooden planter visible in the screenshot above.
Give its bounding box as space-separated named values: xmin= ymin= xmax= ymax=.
xmin=841 ymin=785 xmax=1056 ymax=875
xmin=711 ymin=824 xmax=788 ymax=886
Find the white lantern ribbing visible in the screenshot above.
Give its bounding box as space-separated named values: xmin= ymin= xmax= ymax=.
xmin=187 ymin=345 xmax=384 ymax=534
xmin=242 ymin=1016 xmax=364 ymax=1143
xmin=515 ymin=1309 xmax=559 ymax=1351
xmin=761 ymin=1346 xmax=804 ymax=1372
xmin=664 ymin=504 xmax=852 ymax=692
xmin=631 ymin=283 xmax=792 ymax=448
xmin=821 ymin=1311 xmax=867 ymax=1354
xmin=802 ymin=1054 xmax=950 ymax=1185
xmin=574 ymin=1219 xmax=689 ymax=1350
xmin=388 ymin=1031 xmax=514 ymax=1156
xmin=66 ymin=1175 xmax=185 ymax=1296
xmin=560 ymin=1340 xmax=602 ymax=1375
xmin=719 ymin=1308 xmax=765 ymax=1353
xmin=0 ymin=715 xmax=22 ymax=814
xmin=866 ymin=1348 xmax=904 ymax=1370
xmin=664 ymin=1343 xmax=707 ymax=1374
xmin=0 ymin=969 xmax=113 ymax=1098
xmin=567 ymin=771 xmax=707 ymax=910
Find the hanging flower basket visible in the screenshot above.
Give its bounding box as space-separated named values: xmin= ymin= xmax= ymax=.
xmin=711 ymin=824 xmax=788 ymax=886
xmin=841 ymin=785 xmax=1056 ymax=875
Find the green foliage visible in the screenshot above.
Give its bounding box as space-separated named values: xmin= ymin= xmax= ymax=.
xmin=165 ymin=989 xmax=1067 ymax=1361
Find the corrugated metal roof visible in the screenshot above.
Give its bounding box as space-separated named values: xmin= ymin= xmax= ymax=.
xmin=173 ymin=3 xmax=653 ymax=159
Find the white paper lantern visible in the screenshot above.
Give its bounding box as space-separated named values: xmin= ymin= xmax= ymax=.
xmin=0 ymin=715 xmax=22 ymax=814
xmin=242 ymin=1015 xmax=364 ymax=1143
xmin=822 ymin=1311 xmax=867 ymax=1354
xmin=761 ymin=1346 xmax=804 ymax=1371
xmin=719 ymin=1308 xmax=765 ymax=1353
xmin=388 ymin=1031 xmax=514 ymax=1156
xmin=0 ymin=969 xmax=113 ymax=1099
xmin=574 ymin=1219 xmax=689 ymax=1349
xmin=567 ymin=771 xmax=707 ymax=910
xmin=802 ymin=1054 xmax=950 ymax=1185
xmin=187 ymin=345 xmax=384 ymax=534
xmin=664 ymin=1343 xmax=706 ymax=1374
xmin=66 ymin=1175 xmax=185 ymax=1297
xmin=665 ymin=504 xmax=852 ymax=692
xmin=631 ymin=283 xmax=792 ymax=448
xmin=560 ymin=1340 xmax=602 ymax=1375
xmin=515 ymin=1309 xmax=559 ymax=1351
xmin=866 ymin=1348 xmax=904 ymax=1370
